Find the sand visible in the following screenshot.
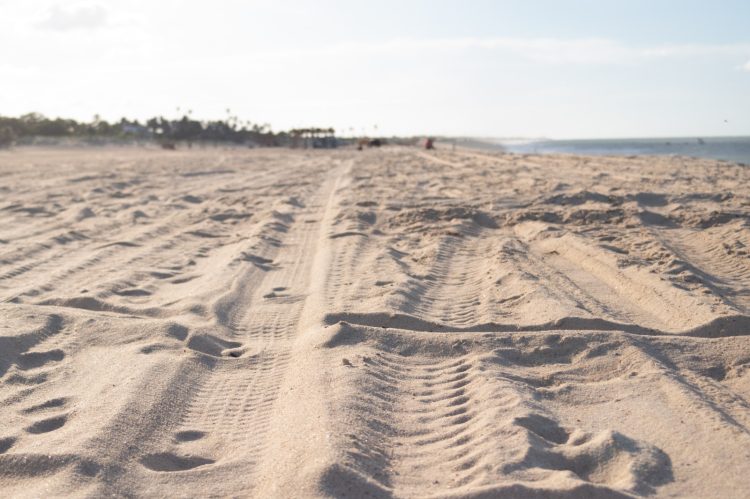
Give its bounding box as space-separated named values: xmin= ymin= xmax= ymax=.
xmin=0 ymin=146 xmax=749 ymax=498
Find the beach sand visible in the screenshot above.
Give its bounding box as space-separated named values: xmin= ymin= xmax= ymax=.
xmin=0 ymin=146 xmax=749 ymax=497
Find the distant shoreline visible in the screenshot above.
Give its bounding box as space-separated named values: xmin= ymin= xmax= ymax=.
xmin=463 ymin=136 xmax=750 ymax=164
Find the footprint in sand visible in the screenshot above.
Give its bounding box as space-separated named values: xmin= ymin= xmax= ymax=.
xmin=21 ymin=397 xmax=69 ymax=414
xmin=0 ymin=437 xmax=16 ymax=453
xmin=174 ymin=430 xmax=206 ymax=442
xmin=25 ymin=414 xmax=68 ymax=434
xmin=140 ymin=452 xmax=214 ymax=472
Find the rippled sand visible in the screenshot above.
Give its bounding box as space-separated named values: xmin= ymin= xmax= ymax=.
xmin=1 ymin=146 xmax=749 ymax=498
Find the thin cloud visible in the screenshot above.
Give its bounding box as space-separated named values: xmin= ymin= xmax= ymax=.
xmin=249 ymin=37 xmax=750 ymax=66
xmin=640 ymin=43 xmax=750 ymax=58
xmin=38 ymin=4 xmax=107 ymax=31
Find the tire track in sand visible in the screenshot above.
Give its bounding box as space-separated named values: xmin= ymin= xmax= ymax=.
xmin=118 ymin=161 xmax=344 ymax=495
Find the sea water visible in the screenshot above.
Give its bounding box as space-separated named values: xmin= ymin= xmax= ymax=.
xmin=475 ymin=137 xmax=750 ymax=164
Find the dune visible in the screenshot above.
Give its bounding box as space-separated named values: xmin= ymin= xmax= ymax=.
xmin=0 ymin=146 xmax=749 ymax=498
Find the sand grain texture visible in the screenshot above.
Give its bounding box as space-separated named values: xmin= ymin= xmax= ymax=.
xmin=0 ymin=147 xmax=749 ymax=498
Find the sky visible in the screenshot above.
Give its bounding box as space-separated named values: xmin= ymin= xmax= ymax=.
xmin=1 ymin=0 xmax=749 ymax=138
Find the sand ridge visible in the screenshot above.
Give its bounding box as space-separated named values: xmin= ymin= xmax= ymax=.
xmin=0 ymin=146 xmax=749 ymax=497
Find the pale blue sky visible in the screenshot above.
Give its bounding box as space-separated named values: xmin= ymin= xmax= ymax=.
xmin=1 ymin=0 xmax=748 ymax=138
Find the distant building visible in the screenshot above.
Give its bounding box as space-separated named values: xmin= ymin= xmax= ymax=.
xmin=290 ymin=128 xmax=337 ymax=148
xmin=121 ymin=123 xmax=152 ymax=138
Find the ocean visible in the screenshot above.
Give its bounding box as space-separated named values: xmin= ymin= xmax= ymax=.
xmin=470 ymin=136 xmax=750 ymax=164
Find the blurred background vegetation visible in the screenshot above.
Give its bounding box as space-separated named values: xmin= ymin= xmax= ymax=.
xmin=0 ymin=112 xmax=287 ymax=148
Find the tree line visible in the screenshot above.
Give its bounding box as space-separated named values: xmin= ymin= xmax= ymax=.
xmin=0 ymin=113 xmax=292 ymax=147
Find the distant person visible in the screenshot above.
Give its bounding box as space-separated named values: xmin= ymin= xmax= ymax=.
xmin=425 ymin=137 xmax=434 ymax=150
